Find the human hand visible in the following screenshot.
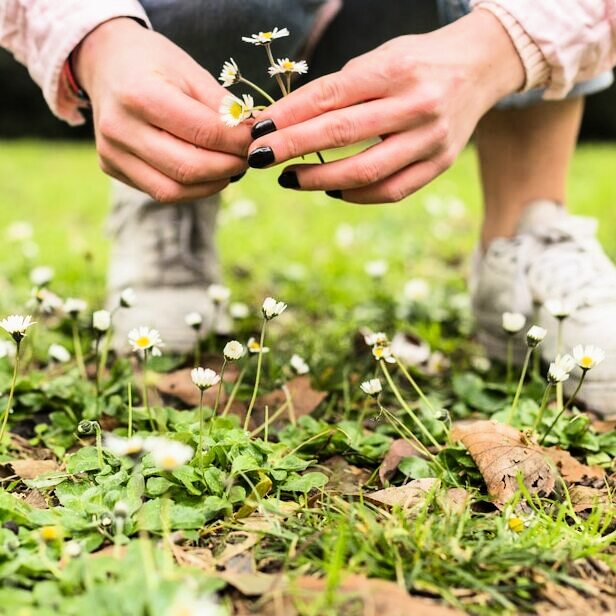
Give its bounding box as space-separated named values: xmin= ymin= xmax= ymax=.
xmin=247 ymin=10 xmax=524 ymax=203
xmin=74 ymin=18 xmax=251 ymax=203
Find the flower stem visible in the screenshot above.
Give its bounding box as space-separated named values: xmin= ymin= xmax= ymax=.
xmin=93 ymin=421 xmax=104 ymax=469
xmin=221 ymin=364 xmax=247 ymax=417
xmin=194 ymin=332 xmax=201 ymax=369
xmin=71 ymin=319 xmax=87 ymax=379
xmin=141 ymin=350 xmax=154 ymax=431
xmin=556 ymin=320 xmax=564 ymax=412
xmin=264 ymin=45 xmax=287 ymax=96
xmin=533 ymin=383 xmax=553 ymax=430
xmin=394 ymin=358 xmax=436 ymax=414
xmin=238 ymin=77 xmax=276 ymax=104
xmin=380 ymin=360 xmax=441 ymax=450
xmin=506 ymin=337 xmax=513 ymax=386
xmin=127 ymin=382 xmax=133 ymax=438
xmin=540 ymin=371 xmax=587 ymax=445
xmin=197 ymin=389 xmax=205 ymax=472
xmin=0 ymin=342 xmax=20 ymax=445
xmin=211 ymin=359 xmax=227 ymax=432
xmin=508 ymin=348 xmax=533 ymax=423
xmin=244 ymin=320 xmax=267 ymax=430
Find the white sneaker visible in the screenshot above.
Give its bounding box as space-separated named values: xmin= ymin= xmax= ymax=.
xmin=471 ymin=200 xmax=616 ymax=416
xmin=106 ymin=181 xmax=230 ymax=354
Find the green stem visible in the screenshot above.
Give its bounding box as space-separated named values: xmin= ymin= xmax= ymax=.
xmin=556 ymin=321 xmax=564 ymax=413
xmin=97 ymin=328 xmax=112 ymax=385
xmin=380 ymin=360 xmax=441 ymax=450
xmin=127 ymin=382 xmax=133 ymax=438
xmin=211 ymin=359 xmax=227 ymax=428
xmin=238 ymin=77 xmax=276 ymax=104
xmin=508 ymin=347 xmax=533 ymax=423
xmin=197 ymin=389 xmax=205 ymax=472
xmin=93 ymin=422 xmax=104 ymax=469
xmin=244 ymin=320 xmax=267 ymax=430
xmin=395 ymin=358 xmax=436 ymax=414
xmin=141 ymin=350 xmax=155 ymax=431
xmin=533 ymin=383 xmax=553 ymax=430
xmin=540 ymin=372 xmax=587 ymax=445
xmin=264 ymin=45 xmax=287 ymax=96
xmin=506 ymin=337 xmax=513 ymax=386
xmin=72 ymin=319 xmax=87 ymax=379
xmin=94 ymin=334 xmax=102 ymax=414
xmin=194 ymin=332 xmax=201 ymax=369
xmin=221 ymin=365 xmax=247 ymax=417
xmin=0 ymin=343 xmax=20 ymax=445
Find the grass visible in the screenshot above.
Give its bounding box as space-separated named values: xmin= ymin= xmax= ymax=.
xmin=0 ymin=140 xmax=614 ymax=615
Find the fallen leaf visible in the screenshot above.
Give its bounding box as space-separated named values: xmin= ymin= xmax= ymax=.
xmin=379 ymin=439 xmax=424 ymax=485
xmin=451 ymin=420 xmax=555 ymax=509
xmin=536 ymin=579 xmax=616 ymax=615
xmin=590 ymin=415 xmax=616 ymax=434
xmin=319 ymin=455 xmax=371 ymax=495
xmin=366 ymin=478 xmax=440 ymax=509
xmin=23 ymin=489 xmax=48 ymax=509
xmin=569 ymin=486 xmax=611 ymax=512
xmin=543 ymin=447 xmax=605 ymax=485
xmin=440 ymin=487 xmax=471 ymax=514
xmin=9 ymin=459 xmax=60 ymax=480
xmin=261 ymin=574 xmax=463 ymax=616
xmin=220 ymin=571 xmax=280 ymax=596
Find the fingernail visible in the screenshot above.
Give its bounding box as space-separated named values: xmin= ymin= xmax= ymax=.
xmin=325 ymin=190 xmax=343 ymax=199
xmin=248 ymin=146 xmax=275 ymax=168
xmin=278 ymin=171 xmax=300 ymax=189
xmin=230 ymin=171 xmax=246 ymax=183
xmin=251 ymin=119 xmax=277 ymax=139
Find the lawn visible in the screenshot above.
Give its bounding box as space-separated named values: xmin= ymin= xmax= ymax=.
xmin=0 ymin=140 xmax=614 ymax=615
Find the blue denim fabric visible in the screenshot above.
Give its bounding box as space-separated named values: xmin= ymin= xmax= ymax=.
xmin=436 ymin=0 xmax=613 ymax=107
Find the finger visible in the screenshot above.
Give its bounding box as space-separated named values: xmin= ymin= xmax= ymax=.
xmin=341 ymin=157 xmax=448 ymax=204
xmin=134 ymin=82 xmax=251 ymax=156
xmin=249 ymin=99 xmax=411 ymax=168
xmin=251 ymin=67 xmax=386 ymax=136
xmin=106 ymin=118 xmax=247 ymax=184
xmin=276 ymin=126 xmax=441 ymax=191
xmin=99 ymin=147 xmax=230 ymax=203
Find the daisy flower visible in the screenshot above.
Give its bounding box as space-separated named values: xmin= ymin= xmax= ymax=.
xmin=572 ymin=345 xmax=605 ymax=371
xmin=208 ymin=284 xmax=231 ymax=304
xmin=92 ymin=310 xmax=111 ymax=333
xmin=128 ymin=326 xmax=164 ymax=357
xmin=360 ymin=378 xmax=382 ymax=397
xmin=104 ymin=434 xmax=144 ymax=457
xmin=33 ymin=288 xmax=63 ymax=314
xmin=30 ymin=265 xmax=54 ymax=287
xmin=218 ymin=57 xmax=241 ymax=87
xmin=219 ymin=93 xmax=255 ymax=127
xmin=526 ymin=325 xmax=547 ymax=348
xmin=502 ymin=311 xmax=525 ymax=334
xmin=48 ymin=343 xmax=71 ymax=363
xmin=268 ymin=58 xmax=308 ymax=76
xmin=0 ymin=340 xmax=16 ymax=360
xmin=390 ymin=332 xmax=430 ymax=366
xmin=372 ymin=344 xmax=396 ymax=363
xmin=0 ymin=314 xmax=35 ymax=343
xmin=166 ymin=589 xmax=222 ymax=616
xmin=247 ymin=337 xmax=269 ymax=354
xmin=120 ymin=287 xmax=137 ymax=308
xmin=6 ymin=221 xmax=33 ymax=242
xmin=547 ymin=362 xmax=570 ymax=384
xmin=544 ymin=298 xmax=574 ymax=320
xmin=144 ymin=437 xmax=194 ymax=471
xmin=262 ymin=297 xmax=287 ymax=320
xmin=229 ymin=302 xmax=250 ymax=319
xmin=223 ymin=340 xmax=245 ymax=361
xmin=554 ymin=353 xmax=576 ymax=374
xmin=184 ymin=312 xmax=203 ymax=330
xmin=403 ymin=278 xmax=430 ymax=302
xmin=364 ymin=259 xmax=388 ymax=279
xmin=241 ymin=27 xmax=289 ymax=46
xmin=290 ymin=354 xmax=309 ymax=375
xmin=363 ymin=330 xmax=389 ymax=347
xmin=63 ymin=298 xmax=87 ymax=317
xmin=191 ymin=367 xmax=220 ymax=391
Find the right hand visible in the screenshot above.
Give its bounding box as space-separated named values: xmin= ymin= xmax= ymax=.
xmin=74 ymin=18 xmax=250 ymax=203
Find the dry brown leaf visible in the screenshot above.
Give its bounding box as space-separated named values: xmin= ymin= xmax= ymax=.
xmin=536 ymin=579 xmax=616 ymax=615
xmin=590 ymin=416 xmax=616 ymax=434
xmin=379 ymin=439 xmax=424 ymax=485
xmin=439 ymin=487 xmax=471 ymax=514
xmin=10 ymin=459 xmax=60 ymax=480
xmin=366 ymin=478 xmax=440 ymax=509
xmin=319 ymin=455 xmax=372 ymax=495
xmin=260 ymin=574 xmax=463 ymax=616
xmin=451 ymin=420 xmax=555 ymax=508
xmin=24 ymin=489 xmax=48 ymax=509
xmin=569 ymin=485 xmax=611 ymax=512
xmin=543 ymin=447 xmax=605 ymax=485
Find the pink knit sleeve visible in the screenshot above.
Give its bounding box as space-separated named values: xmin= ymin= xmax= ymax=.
xmin=0 ymin=0 xmax=150 ymax=125
xmin=471 ymin=0 xmax=616 ymax=99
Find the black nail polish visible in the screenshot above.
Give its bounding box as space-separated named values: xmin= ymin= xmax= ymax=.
xmin=248 ymin=146 xmax=275 ymax=168
xmin=325 ymin=189 xmax=343 ymax=199
xmin=251 ymin=119 xmax=277 ymax=139
xmin=278 ymin=171 xmax=300 ymax=189
xmin=230 ymin=171 xmax=246 ymax=183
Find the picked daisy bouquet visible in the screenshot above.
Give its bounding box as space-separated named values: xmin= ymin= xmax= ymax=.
xmin=217 ymin=27 xmax=308 ymax=128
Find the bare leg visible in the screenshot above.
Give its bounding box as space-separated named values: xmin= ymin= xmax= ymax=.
xmin=476 ymin=98 xmax=584 ymax=247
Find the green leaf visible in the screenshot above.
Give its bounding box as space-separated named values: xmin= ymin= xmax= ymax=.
xmin=280 ymin=471 xmax=328 ymax=493
xmin=66 ymin=447 xmax=101 ymax=474
xmin=398 ymin=456 xmax=433 ymax=479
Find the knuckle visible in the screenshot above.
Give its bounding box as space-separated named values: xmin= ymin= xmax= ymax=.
xmin=118 ymin=88 xmax=146 ymax=113
xmin=354 ymin=160 xmax=382 ymax=186
xmin=174 ymin=160 xmax=199 ymax=184
xmin=438 ymin=148 xmax=456 ymax=171
xmin=283 ymin=132 xmax=302 ymax=160
xmin=316 ymin=78 xmax=343 ymax=113
xmin=327 ymin=117 xmax=356 ymax=148
xmin=97 ymin=114 xmax=121 ymax=140
xmin=384 ymin=184 xmax=408 ymax=203
xmin=431 ymin=118 xmax=451 ymax=148
xmin=195 ymin=122 xmax=222 ymax=149
xmin=151 ymin=183 xmax=181 ymax=204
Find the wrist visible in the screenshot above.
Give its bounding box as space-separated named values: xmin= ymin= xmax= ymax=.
xmin=73 ymin=17 xmax=143 ymax=96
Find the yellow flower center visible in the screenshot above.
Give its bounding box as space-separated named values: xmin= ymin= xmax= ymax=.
xmin=374 ymin=348 xmax=384 ymax=358
xmin=507 ymin=517 xmax=524 ymax=533
xmin=249 ymin=342 xmax=259 ymax=351
xmin=40 ymin=526 xmax=60 ymax=541
xmin=230 ymin=102 xmax=244 ymax=119
xmin=161 ymin=455 xmax=178 ymax=470
xmin=580 ymin=356 xmax=593 ymax=368
xmin=262 ymin=32 xmax=273 ymax=39
xmin=136 ymin=336 xmax=151 ymax=348
xmin=282 ymin=60 xmax=294 ymax=71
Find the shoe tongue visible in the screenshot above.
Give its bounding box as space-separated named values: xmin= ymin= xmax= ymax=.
xmin=516 ymin=200 xmax=565 ymax=234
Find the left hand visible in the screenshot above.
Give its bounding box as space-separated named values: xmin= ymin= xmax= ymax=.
xmin=247 ymin=10 xmax=524 ymax=204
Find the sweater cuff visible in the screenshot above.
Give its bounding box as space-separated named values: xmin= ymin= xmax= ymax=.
xmin=473 ymin=2 xmax=550 ymax=92
xmin=50 ymin=1 xmax=151 ymax=126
